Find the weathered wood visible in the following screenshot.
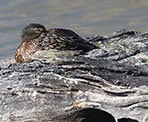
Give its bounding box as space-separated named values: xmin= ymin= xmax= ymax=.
xmin=0 ymin=30 xmax=148 ymax=122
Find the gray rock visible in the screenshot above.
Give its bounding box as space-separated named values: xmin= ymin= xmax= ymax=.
xmin=0 ymin=30 xmax=148 ymax=122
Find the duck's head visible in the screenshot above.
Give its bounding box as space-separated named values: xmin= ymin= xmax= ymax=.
xmin=21 ymin=23 xmax=46 ymax=41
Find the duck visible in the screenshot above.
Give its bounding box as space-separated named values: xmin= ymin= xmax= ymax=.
xmin=15 ymin=23 xmax=98 ymax=63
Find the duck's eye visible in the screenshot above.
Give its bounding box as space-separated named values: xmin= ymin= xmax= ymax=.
xmin=34 ymin=28 xmax=45 ymax=33
xmin=39 ymin=28 xmax=44 ymax=32
xmin=32 ymin=27 xmax=42 ymax=32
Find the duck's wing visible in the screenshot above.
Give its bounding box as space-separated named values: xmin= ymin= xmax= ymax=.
xmin=46 ymin=28 xmax=98 ymax=51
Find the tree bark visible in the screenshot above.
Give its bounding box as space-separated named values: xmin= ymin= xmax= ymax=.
xmin=0 ymin=30 xmax=148 ymax=122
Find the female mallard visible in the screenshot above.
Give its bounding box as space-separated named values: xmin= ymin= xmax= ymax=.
xmin=15 ymin=23 xmax=97 ymax=63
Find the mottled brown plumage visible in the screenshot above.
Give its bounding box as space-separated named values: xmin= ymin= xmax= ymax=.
xmin=15 ymin=23 xmax=97 ymax=63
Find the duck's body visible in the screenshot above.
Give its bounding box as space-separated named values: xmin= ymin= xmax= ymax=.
xmin=15 ymin=23 xmax=97 ymax=63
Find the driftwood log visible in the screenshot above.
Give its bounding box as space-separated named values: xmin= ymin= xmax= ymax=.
xmin=0 ymin=30 xmax=148 ymax=122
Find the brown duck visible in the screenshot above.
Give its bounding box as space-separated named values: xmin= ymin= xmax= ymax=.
xmin=15 ymin=23 xmax=98 ymax=63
